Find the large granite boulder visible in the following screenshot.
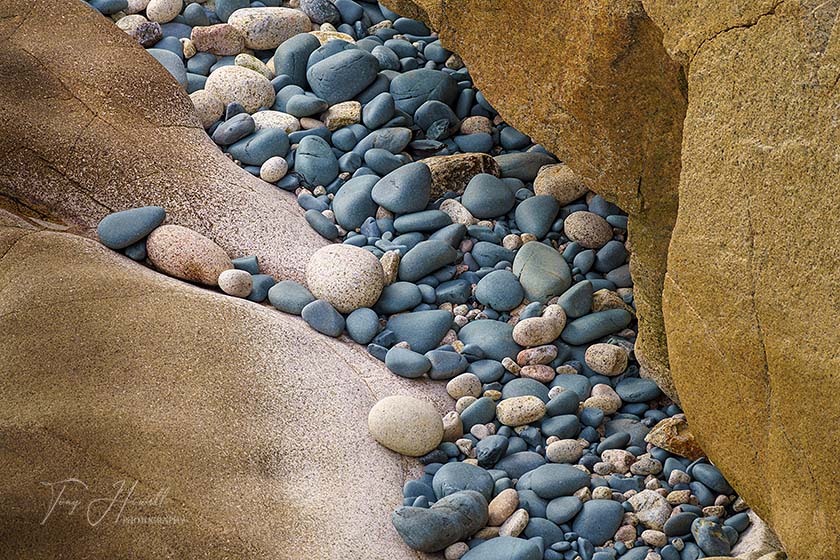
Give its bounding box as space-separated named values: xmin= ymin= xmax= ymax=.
xmin=0 ymin=0 xmax=326 ymax=283
xmin=384 ymin=1 xmax=840 ymax=559
xmin=0 ymin=212 xmax=449 ymax=558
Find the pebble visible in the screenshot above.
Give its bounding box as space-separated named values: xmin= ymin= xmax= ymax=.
xmin=146 ymin=225 xmax=232 ymax=286
xmin=145 ymin=0 xmax=181 ymax=23
xmin=512 ymin=304 xmax=566 ymax=346
xmin=372 ymin=161 xmax=432 ymax=214
xmin=439 ymin=199 xmax=477 ymax=226
xmin=528 ymin=464 xmax=590 ymax=499
xmin=252 ymin=110 xmax=300 ymax=133
xmin=227 ymin=7 xmax=311 ymax=50
xmin=461 ymin=173 xmax=515 ymax=219
xmin=295 ymin=135 xmax=339 ymax=186
xmin=190 ymin=90 xmax=224 ymax=128
xmin=446 ymin=373 xmax=482 ymax=399
xmin=299 ymin=0 xmax=340 ymax=24
xmin=561 ymin=309 xmax=632 ymax=346
xmin=368 ymin=395 xmax=443 ymax=457
xmin=301 ymin=299 xmax=345 ymax=336
xmin=228 ymin=128 xmax=289 ymax=166
xmin=488 ymin=488 xmax=519 ymax=526
xmin=205 ymin=65 xmax=275 ymax=113
xmin=390 ymin=68 xmax=458 ymax=113
xmin=691 ymin=517 xmax=731 ymax=556
xmin=306 ymin=48 xmax=379 ymax=104
xmin=386 ymin=309 xmax=453 ymax=353
xmin=692 ymin=463 xmax=734 ymax=494
xmin=533 ymin=164 xmax=588 ymax=205
xmin=572 ymin=499 xmax=625 ymax=546
xmin=496 ymin=396 xmax=546 ymax=426
xmin=148 ymin=48 xmax=188 ymax=87
xmin=444 ymin=543 xmax=469 ymax=560
xmin=306 ymin=244 xmax=384 ymax=313
xmin=460 ymin=536 xmax=541 ymax=560
xmin=217 ymin=268 xmax=252 ymax=297
xmin=499 ymin=509 xmax=529 ymax=537
xmin=628 ymin=490 xmax=673 ymax=531
xmin=97 ymin=206 xmax=166 ymax=250
xmin=398 ymin=239 xmax=457 ymax=282
xmin=392 ymin=490 xmax=487 ymax=552
xmin=259 ymin=156 xmax=288 ymax=182
xmin=267 ymin=279 xmax=315 ymax=314
xmin=274 ymin=33 xmax=321 ymax=88
xmin=190 ymin=23 xmax=245 ymax=55
xmin=584 ymin=343 xmax=628 ymax=376
xmin=433 ymin=461 xmax=495 ymax=501
xmin=563 ymin=211 xmax=614 ymax=249
xmin=458 ymin=319 xmax=521 ymax=362
xmin=475 ymin=270 xmax=524 ymax=311
xmin=344 ymin=307 xmax=379 ymax=344
xmin=545 ymin=439 xmax=582 ymax=463
xmin=557 ymin=280 xmax=593 ymax=319
xmin=514 ymin=194 xmax=559 ymax=239
xmin=512 ymin=241 xmax=571 ymax=303
xmin=615 ymin=377 xmax=662 ymax=403
xmin=322 ymin=100 xmax=361 ymax=130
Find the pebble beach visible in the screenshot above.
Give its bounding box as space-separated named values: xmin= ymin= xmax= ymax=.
xmin=88 ymin=0 xmax=757 ymax=559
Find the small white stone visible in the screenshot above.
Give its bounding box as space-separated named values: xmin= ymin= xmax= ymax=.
xmin=218 ymin=269 xmax=253 ymax=297
xmin=259 ymin=156 xmax=288 ymax=182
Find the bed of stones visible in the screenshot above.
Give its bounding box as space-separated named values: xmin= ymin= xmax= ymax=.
xmin=89 ymin=0 xmax=756 ymax=559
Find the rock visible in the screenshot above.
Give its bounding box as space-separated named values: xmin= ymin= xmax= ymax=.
xmin=97 ymin=206 xmax=166 ymax=250
xmin=446 ymin=373 xmax=482 ymax=399
xmin=499 ymin=508 xmax=528 ymax=537
xmin=461 ymin=536 xmax=542 ymax=560
xmin=512 ymin=304 xmax=566 ymax=346
xmin=385 ymin=346 xmax=431 ymax=378
xmin=332 ymin=176 xmax=378 ymax=231
xmin=692 ymin=463 xmax=733 ymax=495
xmin=644 ymin=417 xmax=704 ymax=461
xmin=398 ymin=239 xmax=456 ymax=282
xmin=235 ymin=53 xmax=273 ymax=80
xmin=615 ymin=377 xmax=662 ymax=403
xmin=488 ymin=488 xmax=519 ymax=526
xmin=322 ymin=101 xmax=361 ymax=131
xmin=274 ymin=33 xmax=321 ymax=88
xmin=252 ymin=111 xmax=300 ymax=133
xmin=515 ymin=195 xmax=559 ymax=239
xmin=572 ymin=499 xmax=625 ymax=546
xmin=146 ymin=0 xmax=181 ymax=23
xmin=301 ymin=299 xmax=345 ymax=337
xmin=457 ymin=319 xmax=521 ymax=362
xmin=267 ymin=280 xmax=315 ymax=315
xmin=190 ymin=24 xmax=245 ymax=56
xmin=512 ymin=241 xmax=571 ymax=303
xmin=461 ymin=173 xmax=515 ymax=219
xmin=389 ymin=68 xmax=458 ymax=113
xmin=205 ymin=65 xmax=274 ymax=113
xmin=474 ymin=270 xmax=523 ymax=312
xmin=496 ymin=396 xmax=546 ymax=426
xmin=306 ymin=49 xmax=379 ymax=105
xmin=628 ymin=489 xmax=673 ymax=531
xmin=439 ymin=199 xmax=477 ymax=226
xmin=534 ymin=164 xmax=588 ymax=205
xmin=528 ymin=463 xmax=590 ymax=499
xmin=691 ymin=517 xmax=731 ymax=557
xmin=306 ymin=244 xmax=384 ymax=313
xmin=386 ymin=310 xmax=452 ymax=353
xmin=423 ymin=153 xmax=501 ymax=198
xmin=190 ymin=90 xmax=224 ymax=128
xmin=392 ymin=490 xmax=488 ymax=552
xmin=601 ymin=449 xmax=635 ymax=474
xmin=545 ymin=439 xmax=582 ymax=463
xmin=493 ymin=152 xmax=556 ymax=182
xmin=368 ymin=395 xmax=442 ymax=457
xmin=214 ymin=0 xmax=247 ymax=21
xmin=345 ymin=307 xmax=379 ymax=344
xmin=218 ymin=268 xmax=252 ymax=297
xmin=556 ymin=280 xmax=593 ymax=319
xmin=227 ymin=7 xmax=311 ymax=50
xmin=584 ymin=343 xmax=628 ymax=376
xmin=561 ymin=309 xmax=632 ymax=345
xmin=372 ymin=162 xmax=432 ymax=215
xmin=295 ymin=135 xmax=339 ymax=187
xmin=299 ymin=0 xmax=340 ymax=24
xmin=147 ymin=48 xmax=187 ymax=88
xmin=146 ymin=225 xmax=232 ymax=286
xmin=259 ymin=156 xmax=288 ymax=182
xmin=563 ymin=211 xmax=613 ymax=249
xmin=433 ymin=461 xmax=494 ymax=501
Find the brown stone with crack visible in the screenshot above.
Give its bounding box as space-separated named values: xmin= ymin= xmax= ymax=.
xmin=383 ymin=0 xmax=686 ymax=402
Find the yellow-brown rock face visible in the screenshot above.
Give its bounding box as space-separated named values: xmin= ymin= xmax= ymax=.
xmin=646 ymin=1 xmax=840 ymax=557
xmin=385 ymin=0 xmax=686 ymax=401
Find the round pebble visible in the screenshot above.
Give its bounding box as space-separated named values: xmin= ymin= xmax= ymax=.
xmin=218 ymin=268 xmax=252 ymax=297
xmin=368 ymin=395 xmax=443 ymax=457
xmin=306 ymin=243 xmax=384 ymax=313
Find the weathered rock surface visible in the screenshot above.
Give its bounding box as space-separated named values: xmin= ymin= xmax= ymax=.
xmin=384 ymin=0 xmax=685 ymax=401
xmin=0 ymin=0 xmax=327 ymax=284
xmin=0 ymin=216 xmax=451 ymax=559
xmin=384 ymin=1 xmax=835 ymax=558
